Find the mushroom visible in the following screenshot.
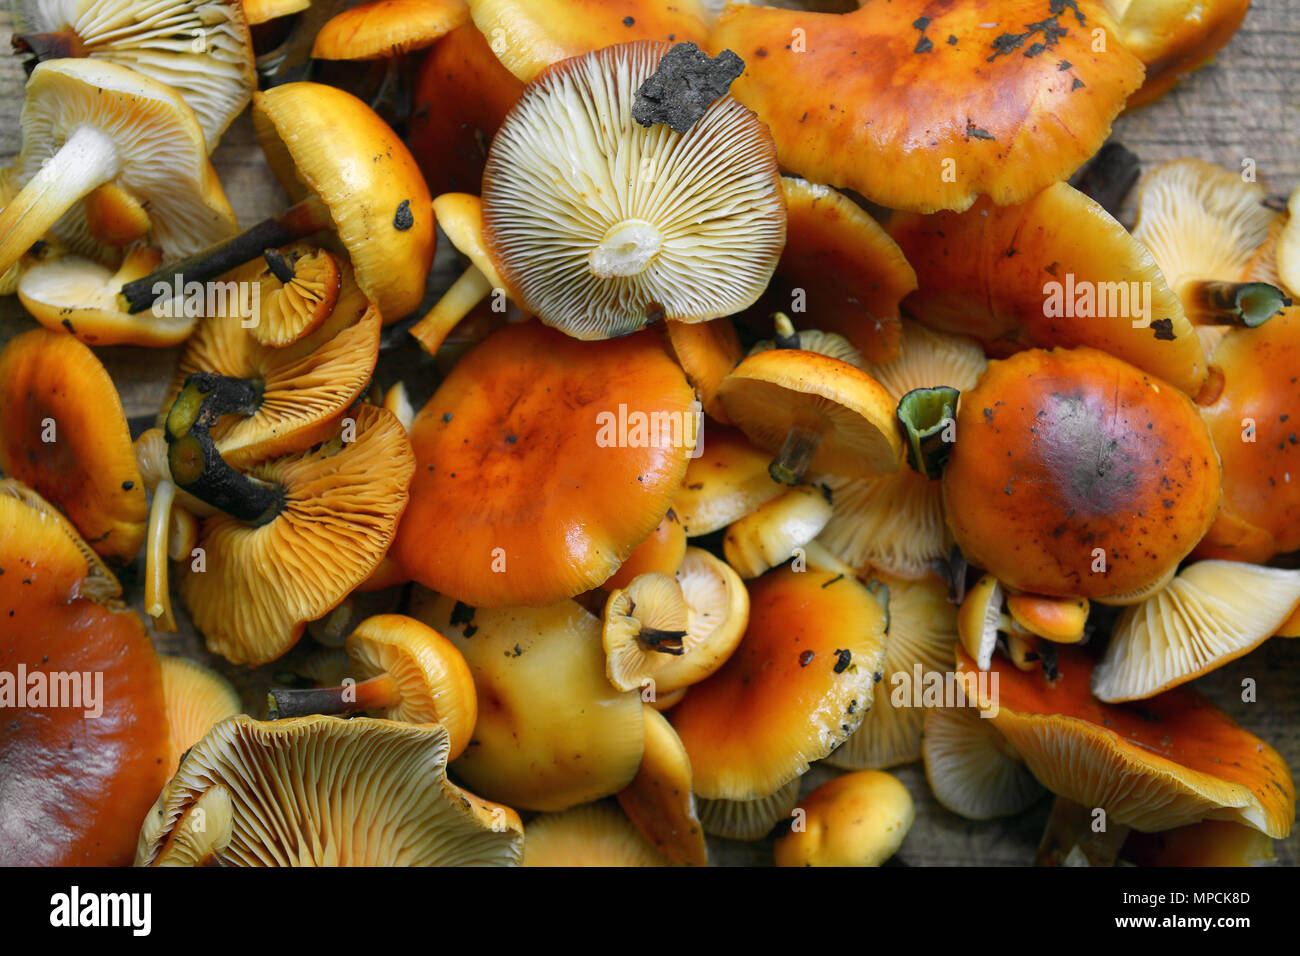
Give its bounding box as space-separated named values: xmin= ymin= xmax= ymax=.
xmin=604 ymin=547 xmax=748 ymax=695
xmin=922 ymin=704 xmax=1047 ymax=820
xmin=237 ymin=245 xmax=343 ymax=348
xmin=773 ymin=771 xmax=915 ymax=867
xmin=522 ymin=802 xmax=671 ymax=867
xmin=1093 ymin=561 xmax=1300 ymax=702
xmin=710 ymin=0 xmax=1143 ymax=212
xmin=697 ymin=778 xmax=800 ymax=842
xmin=0 ymin=327 xmax=147 ymax=564
xmin=1195 ymin=306 xmax=1300 ymax=562
xmin=0 ymin=483 xmax=170 ymax=866
xmin=411 ymin=590 xmax=646 ymax=812
xmin=826 ymin=574 xmax=959 ymax=770
xmin=662 ymin=317 xmax=743 ymax=423
xmin=118 ymin=81 xmax=435 ymax=324
xmin=818 ymin=322 xmax=986 ymax=579
xmin=722 ymin=483 xmax=833 ymax=579
xmin=479 ymin=40 xmax=786 ymax=340
xmin=605 ymin=509 xmax=687 ymax=591
xmin=616 ymin=705 xmax=708 ymax=866
xmin=408 ymin=19 xmax=524 ymax=195
xmin=672 ymin=424 xmax=784 ymax=536
xmin=670 ymin=565 xmax=889 ymax=800
xmin=1122 ymin=820 xmax=1276 ymax=867
xmin=158 ymin=656 xmax=242 ymax=778
xmin=889 ymin=181 xmax=1207 ymax=396
xmin=173 ymin=405 xmax=416 ymax=666
xmin=956 ymin=645 xmax=1295 ymax=836
xmin=756 ymin=176 xmax=917 ymax=363
xmin=469 ymin=0 xmax=710 ymax=82
xmin=12 ymin=0 xmax=256 ymax=150
xmin=1107 ymin=0 xmax=1250 ymax=108
xmin=138 ymin=785 xmax=235 ymax=867
xmin=1006 ymin=592 xmax=1091 ymax=644
xmin=0 ymin=58 xmax=238 ymax=280
xmin=717 ymin=319 xmax=902 ymax=485
xmin=136 ymin=715 xmax=524 ymax=866
xmin=395 ymin=321 xmax=696 ymax=607
xmin=243 ymin=0 xmax=309 ymax=26
xmin=268 ymin=614 xmax=477 ymax=760
xmin=942 ymin=347 xmax=1221 ymax=600
xmin=1277 ymin=189 xmax=1300 ymax=296
xmin=1131 ymin=159 xmax=1288 ymax=327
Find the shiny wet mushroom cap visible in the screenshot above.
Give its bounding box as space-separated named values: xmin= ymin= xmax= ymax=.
xmin=481 ymin=40 xmax=786 ymax=339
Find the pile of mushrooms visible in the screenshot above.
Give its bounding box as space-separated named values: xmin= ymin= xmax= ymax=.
xmin=0 ymin=0 xmax=1296 ymax=871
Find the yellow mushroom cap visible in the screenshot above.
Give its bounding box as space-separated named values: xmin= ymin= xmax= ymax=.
xmin=135 ymin=715 xmax=524 ymax=866
xmin=775 ymin=770 xmax=914 ymax=867
xmin=671 ymin=565 xmax=888 ymax=800
xmin=346 ymin=613 xmax=477 ymax=759
xmin=522 ymin=802 xmax=672 ymax=867
xmin=673 ymin=424 xmax=784 ymax=536
xmin=412 ymin=590 xmax=645 ymax=812
xmin=313 ymin=0 xmax=469 ymax=60
xmin=616 ymin=706 xmax=708 ymax=866
xmin=1094 ymin=561 xmax=1300 ymax=702
xmin=243 ymin=0 xmax=309 ymax=26
xmin=158 ymin=656 xmax=242 ymax=778
xmin=603 ymin=571 xmax=692 ymax=693
xmin=1111 ymin=0 xmax=1250 ymax=108
xmin=722 ymin=484 xmax=832 ymax=579
xmin=653 ymin=546 xmax=749 ymax=693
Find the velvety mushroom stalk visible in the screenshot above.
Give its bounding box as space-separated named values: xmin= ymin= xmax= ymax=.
xmin=766 ymin=314 xmax=825 ymax=485
xmin=118 ymin=196 xmax=333 ymax=314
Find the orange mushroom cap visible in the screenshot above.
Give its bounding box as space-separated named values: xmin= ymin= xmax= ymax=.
xmin=0 ymin=327 xmax=146 ymax=563
xmin=710 ymin=0 xmax=1143 ymax=213
xmin=395 ymin=321 xmax=696 ymax=606
xmin=943 ymin=347 xmax=1221 ymax=599
xmin=313 ymin=0 xmax=469 ymax=60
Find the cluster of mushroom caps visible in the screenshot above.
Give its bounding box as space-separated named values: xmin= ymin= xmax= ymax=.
xmin=0 ymin=0 xmax=1296 ymax=868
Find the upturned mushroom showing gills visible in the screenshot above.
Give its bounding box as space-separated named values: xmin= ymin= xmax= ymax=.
xmin=710 ymin=0 xmax=1143 ymax=213
xmin=395 ymin=320 xmax=696 ymax=607
xmin=136 ymin=716 xmax=525 ymax=866
xmin=12 ymin=0 xmax=256 ymax=150
xmin=889 ymin=181 xmax=1207 ymax=397
xmin=479 ymin=40 xmax=786 ymax=340
xmin=118 ymin=81 xmax=434 ymax=323
xmin=942 ymin=347 xmax=1221 ymax=600
xmin=0 ymin=484 xmax=170 ymax=866
xmin=0 ymin=328 xmax=147 ymax=564
xmin=0 ymin=58 xmax=238 ymax=279
xmin=171 ymin=405 xmax=416 ymax=666
xmin=1131 ymin=159 xmax=1289 ymax=327
xmin=956 ymin=646 xmax=1295 ymax=837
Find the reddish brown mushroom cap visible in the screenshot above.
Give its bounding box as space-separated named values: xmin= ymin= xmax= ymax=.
xmin=943 ymin=347 xmax=1221 ymax=599
xmin=710 ymin=1 xmax=1143 ymax=213
xmin=395 ymin=321 xmax=696 ymax=606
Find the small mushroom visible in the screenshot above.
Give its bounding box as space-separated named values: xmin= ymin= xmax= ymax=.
xmin=0 ymin=59 xmax=238 ymax=280
xmin=522 ymin=802 xmax=671 ymax=867
xmin=616 ymin=706 xmax=708 ymax=866
xmin=696 ymin=778 xmax=800 ymax=842
xmin=268 ymin=614 xmax=477 ymax=760
xmin=672 ymin=424 xmax=784 ymax=536
xmin=890 ymin=181 xmax=1207 ymax=396
xmin=1132 ymin=159 xmax=1288 ymax=327
xmin=711 ymin=0 xmax=1143 ymax=212
xmin=1094 ymin=561 xmax=1300 ymax=701
xmin=136 ymin=716 xmax=524 ymax=866
xmin=395 ymin=321 xmax=695 ymax=607
xmin=158 ymin=656 xmax=242 ymax=778
xmin=923 ymin=705 xmax=1046 ymax=820
xmin=670 ymin=565 xmax=888 ymax=800
xmin=0 ymin=328 xmax=147 ymax=564
xmin=480 ymin=40 xmax=786 ymax=339
xmin=1109 ymin=0 xmax=1251 ymax=108
xmin=722 ymin=484 xmax=833 ymax=579
xmin=12 ymin=0 xmax=256 ymax=150
xmin=774 ymin=771 xmax=915 ymax=867
xmin=412 ymin=590 xmax=645 ymax=812
xmin=238 ymin=245 xmax=343 ymax=348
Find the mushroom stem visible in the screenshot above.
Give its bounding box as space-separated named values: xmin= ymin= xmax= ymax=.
xmin=11 ymin=30 xmax=87 ymax=62
xmin=117 ymin=194 xmax=333 ymax=314
xmin=144 ymin=478 xmax=178 ymax=632
xmin=768 ymin=424 xmax=824 ymax=486
xmin=896 ymin=386 xmax=960 ymax=480
xmin=588 ymin=219 xmax=664 ymax=278
xmin=409 ymin=264 xmax=494 ymax=356
xmin=1035 ymin=796 xmax=1131 ymax=867
xmin=263 ymin=247 xmax=296 ymax=284
xmin=1067 ymin=142 xmax=1140 ymax=217
xmin=772 ymin=312 xmax=802 ymax=350
xmin=266 ymin=672 xmax=400 ymax=719
xmin=0 ymin=125 xmax=120 ymax=275
xmin=638 ymin=626 xmax=689 ymax=655
xmin=1183 ymin=280 xmax=1290 ymax=327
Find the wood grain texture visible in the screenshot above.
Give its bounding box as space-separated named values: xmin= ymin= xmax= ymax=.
xmin=0 ymin=2 xmax=1296 ymax=867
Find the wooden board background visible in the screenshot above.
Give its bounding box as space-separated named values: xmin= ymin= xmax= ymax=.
xmin=1 ymin=2 xmax=1297 ymax=866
